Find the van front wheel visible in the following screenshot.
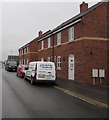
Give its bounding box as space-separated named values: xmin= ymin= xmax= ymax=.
xmin=31 ymin=77 xmax=34 ymax=85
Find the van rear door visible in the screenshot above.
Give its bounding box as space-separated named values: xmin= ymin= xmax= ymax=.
xmin=36 ymin=62 xmax=55 ymax=80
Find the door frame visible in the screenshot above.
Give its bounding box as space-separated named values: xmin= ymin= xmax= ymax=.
xmin=68 ymin=54 xmax=74 ymax=80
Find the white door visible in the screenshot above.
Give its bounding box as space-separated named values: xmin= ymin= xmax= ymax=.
xmin=68 ymin=54 xmax=74 ymax=80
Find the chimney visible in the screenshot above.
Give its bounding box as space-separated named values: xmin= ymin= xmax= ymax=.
xmin=38 ymin=30 xmax=43 ymax=37
xmin=80 ymin=2 xmax=88 ymax=13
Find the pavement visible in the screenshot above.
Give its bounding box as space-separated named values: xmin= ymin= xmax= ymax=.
xmin=55 ymin=78 xmax=109 ymax=106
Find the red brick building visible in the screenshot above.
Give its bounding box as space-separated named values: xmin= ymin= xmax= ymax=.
xmin=18 ymin=38 xmax=38 ymax=65
xmin=19 ymin=1 xmax=109 ymax=85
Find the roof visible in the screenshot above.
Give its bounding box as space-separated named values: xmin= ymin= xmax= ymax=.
xmin=18 ymin=38 xmax=36 ymax=50
xmin=52 ymin=2 xmax=103 ymax=33
xmin=19 ymin=30 xmax=51 ymax=49
xmin=19 ymin=2 xmax=104 ymax=48
xmin=37 ymin=30 xmax=52 ymax=41
xmin=38 ymin=2 xmax=103 ymax=41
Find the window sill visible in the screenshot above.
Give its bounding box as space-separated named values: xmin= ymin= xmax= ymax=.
xmin=55 ymin=44 xmax=62 ymax=48
xmin=56 ymin=68 xmax=61 ymax=70
xmin=46 ymin=47 xmax=52 ymax=50
xmin=38 ymin=47 xmax=52 ymax=51
xmin=68 ymin=40 xmax=75 ymax=44
xmin=38 ymin=49 xmax=44 ymax=52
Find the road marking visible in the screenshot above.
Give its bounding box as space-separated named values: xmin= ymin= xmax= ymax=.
xmin=54 ymin=86 xmax=109 ymax=109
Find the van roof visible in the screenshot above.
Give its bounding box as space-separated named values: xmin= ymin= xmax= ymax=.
xmin=29 ymin=61 xmax=54 ymax=64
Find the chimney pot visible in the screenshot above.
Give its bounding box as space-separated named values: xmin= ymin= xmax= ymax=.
xmin=38 ymin=30 xmax=43 ymax=37
xmin=80 ymin=1 xmax=88 ymax=13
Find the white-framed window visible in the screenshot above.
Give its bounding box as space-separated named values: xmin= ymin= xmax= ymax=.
xmin=57 ymin=56 xmax=61 ymax=70
xmin=20 ymin=50 xmax=21 ymax=55
xmin=25 ymin=47 xmax=27 ymax=54
xmin=24 ymin=48 xmax=26 ymax=54
xmin=22 ymin=49 xmax=23 ymax=55
xmin=48 ymin=57 xmax=50 ymax=62
xmin=23 ymin=59 xmax=25 ymax=64
xmin=48 ymin=37 xmax=51 ymax=48
xmin=27 ymin=47 xmax=28 ymax=53
xmin=57 ymin=32 xmax=61 ymax=45
xmin=23 ymin=49 xmax=24 ymax=54
xmin=41 ymin=41 xmax=44 ymax=50
xmin=68 ymin=26 xmax=74 ymax=41
xmin=27 ymin=59 xmax=28 ymax=64
xmin=41 ymin=58 xmax=44 ymax=61
xmin=20 ymin=60 xmax=21 ymax=64
xmin=25 ymin=59 xmax=27 ymax=64
xmin=25 ymin=48 xmax=27 ymax=54
xmin=21 ymin=50 xmax=22 ymax=55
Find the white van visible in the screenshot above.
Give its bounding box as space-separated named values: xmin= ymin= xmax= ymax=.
xmin=24 ymin=61 xmax=56 ymax=85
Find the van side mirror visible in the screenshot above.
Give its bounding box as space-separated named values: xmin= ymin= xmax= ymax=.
xmin=25 ymin=66 xmax=29 ymax=70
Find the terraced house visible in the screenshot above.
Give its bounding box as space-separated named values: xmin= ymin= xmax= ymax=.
xmin=18 ymin=37 xmax=38 ymax=65
xmin=19 ymin=1 xmax=109 ymax=85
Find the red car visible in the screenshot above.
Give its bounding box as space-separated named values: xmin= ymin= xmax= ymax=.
xmin=16 ymin=64 xmax=28 ymax=77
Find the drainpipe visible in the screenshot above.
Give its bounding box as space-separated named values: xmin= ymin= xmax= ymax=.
xmin=52 ymin=33 xmax=54 ymax=62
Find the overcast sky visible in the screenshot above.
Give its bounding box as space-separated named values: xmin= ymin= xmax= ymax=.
xmin=0 ymin=0 xmax=101 ymax=61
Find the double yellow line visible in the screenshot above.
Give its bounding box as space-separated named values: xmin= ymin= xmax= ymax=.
xmin=54 ymin=86 xmax=109 ymax=109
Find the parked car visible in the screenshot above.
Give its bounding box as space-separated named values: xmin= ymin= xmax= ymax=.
xmin=5 ymin=61 xmax=18 ymax=71
xmin=5 ymin=55 xmax=19 ymax=71
xmin=24 ymin=61 xmax=56 ymax=85
xmin=16 ymin=64 xmax=28 ymax=77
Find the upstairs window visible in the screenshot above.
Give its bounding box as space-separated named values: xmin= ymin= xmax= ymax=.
xmin=25 ymin=47 xmax=27 ymax=53
xmin=27 ymin=59 xmax=28 ymax=64
xmin=57 ymin=32 xmax=61 ymax=45
xmin=19 ymin=51 xmax=21 ymax=55
xmin=27 ymin=47 xmax=28 ymax=53
xmin=24 ymin=59 xmax=25 ymax=64
xmin=48 ymin=37 xmax=51 ymax=48
xmin=24 ymin=48 xmax=26 ymax=54
xmin=68 ymin=26 xmax=74 ymax=41
xmin=41 ymin=41 xmax=44 ymax=50
xmin=22 ymin=49 xmax=23 ymax=55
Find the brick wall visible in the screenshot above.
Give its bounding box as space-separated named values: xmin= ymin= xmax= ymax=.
xmin=107 ymin=2 xmax=109 ymax=85
xmin=37 ymin=2 xmax=108 ymax=85
xmin=74 ymin=39 xmax=108 ymax=85
xmin=82 ymin=2 xmax=107 ymax=38
xmin=29 ymin=39 xmax=38 ymax=62
xmin=19 ymin=38 xmax=38 ymax=64
xmin=19 ymin=2 xmax=108 ymax=85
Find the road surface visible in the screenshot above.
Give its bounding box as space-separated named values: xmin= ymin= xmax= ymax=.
xmin=2 ymin=68 xmax=108 ymax=118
